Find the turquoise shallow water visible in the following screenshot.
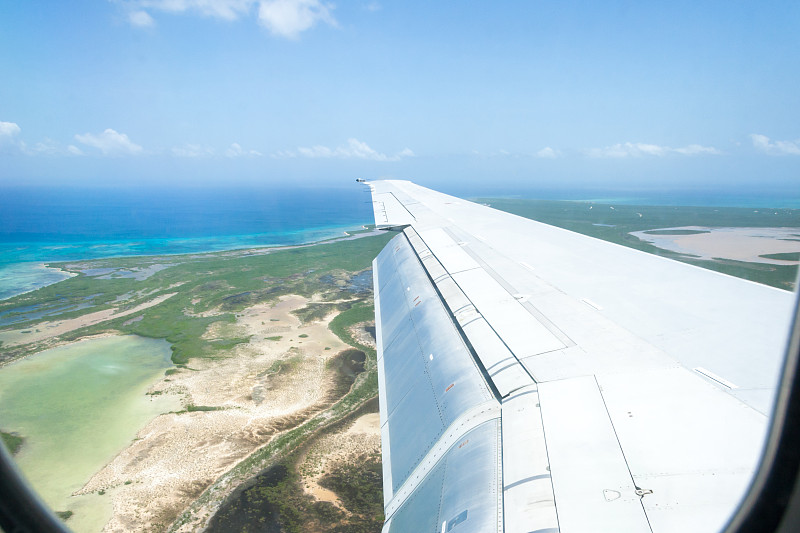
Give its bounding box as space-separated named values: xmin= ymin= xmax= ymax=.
xmin=0 ymin=335 xmax=180 ymax=531
xmin=0 ymin=185 xmax=374 ymax=300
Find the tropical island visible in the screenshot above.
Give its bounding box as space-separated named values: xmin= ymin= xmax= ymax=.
xmin=0 ymin=227 xmax=392 ymax=533
xmin=0 ymin=200 xmax=798 ymax=533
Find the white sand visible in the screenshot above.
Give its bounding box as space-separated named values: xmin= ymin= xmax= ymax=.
xmin=73 ymin=294 xmax=356 ymax=532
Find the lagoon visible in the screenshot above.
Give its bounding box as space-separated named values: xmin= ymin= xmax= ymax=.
xmin=0 ymin=335 xmax=180 ymax=532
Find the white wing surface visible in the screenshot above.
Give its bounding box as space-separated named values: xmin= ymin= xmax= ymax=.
xmin=368 ymin=180 xmax=795 ymax=533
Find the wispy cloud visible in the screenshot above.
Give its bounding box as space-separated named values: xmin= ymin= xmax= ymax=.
xmin=132 ymin=0 xmax=252 ymax=21
xmin=129 ymin=10 xmax=156 ymax=27
xmin=258 ymin=0 xmax=336 ymax=39
xmin=535 ymin=146 xmax=560 ymax=158
xmin=74 ymin=128 xmax=143 ymax=155
xmin=587 ymin=142 xmax=721 ymax=158
xmin=225 ymin=142 xmax=262 ymax=157
xmin=172 ymin=143 xmax=215 ymax=157
xmin=122 ymin=0 xmax=336 ymax=38
xmin=750 ymin=134 xmax=800 ymax=156
xmin=276 ymin=138 xmax=414 ymax=161
xmin=672 ymin=144 xmax=721 ymax=155
xmin=1 ymin=123 xmax=84 ymax=156
xmin=21 ymin=138 xmax=67 ymax=156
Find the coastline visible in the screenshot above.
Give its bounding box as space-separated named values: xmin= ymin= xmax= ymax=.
xmin=0 ymin=228 xmax=383 ymax=369
xmin=0 ymin=229 xmax=391 ymax=532
xmin=0 ymin=226 xmax=377 ymax=304
xmin=0 ymin=262 xmax=76 ymax=301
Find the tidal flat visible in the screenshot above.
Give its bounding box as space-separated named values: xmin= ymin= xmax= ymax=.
xmin=0 ymin=228 xmax=392 ymax=532
xmin=0 ymin=335 xmax=180 ymax=532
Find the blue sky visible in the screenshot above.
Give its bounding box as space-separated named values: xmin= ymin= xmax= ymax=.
xmin=0 ymin=1 xmax=798 ymax=192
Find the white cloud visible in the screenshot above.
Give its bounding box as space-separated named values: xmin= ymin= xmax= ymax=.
xmin=122 ymin=0 xmax=334 ymax=38
xmin=134 ymin=0 xmax=252 ymax=20
xmin=74 ymin=128 xmax=143 ymax=155
xmin=535 ymin=146 xmax=560 ymax=158
xmin=225 ymin=142 xmax=262 ymax=157
xmin=282 ymin=138 xmax=414 ymax=161
xmin=673 ymin=144 xmax=722 ymax=155
xmin=14 ymin=137 xmax=85 ymax=156
xmin=297 ymin=145 xmax=333 ymax=158
xmin=21 ymin=138 xmax=61 ymax=156
xmin=587 ymin=142 xmax=720 ymax=158
xmin=129 ymin=10 xmax=156 ymax=27
xmin=258 ymin=0 xmax=335 ymax=39
xmin=172 ymin=143 xmax=215 ymax=157
xmin=750 ymin=134 xmax=800 ymax=156
xmin=0 ymin=121 xmax=21 ymax=139
xmin=0 ymin=123 xmax=86 ymax=156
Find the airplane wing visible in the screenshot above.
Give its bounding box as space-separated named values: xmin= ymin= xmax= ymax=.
xmin=367 ymin=179 xmax=795 ymax=533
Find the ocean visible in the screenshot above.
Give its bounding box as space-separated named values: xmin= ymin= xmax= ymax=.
xmin=0 ymin=185 xmax=375 ymax=300
xmin=2 ymin=183 xmax=798 ymax=301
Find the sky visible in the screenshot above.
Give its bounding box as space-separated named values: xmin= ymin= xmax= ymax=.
xmin=0 ymin=0 xmax=798 ymax=193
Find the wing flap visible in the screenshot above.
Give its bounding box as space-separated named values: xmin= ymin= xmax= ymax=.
xmin=501 ymin=386 xmax=559 ymax=533
xmin=538 ymin=376 xmax=652 ymax=533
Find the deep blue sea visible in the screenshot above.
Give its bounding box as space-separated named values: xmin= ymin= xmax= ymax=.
xmin=0 ymin=186 xmax=374 ymax=300
xmin=1 ymin=184 xmax=798 ymax=301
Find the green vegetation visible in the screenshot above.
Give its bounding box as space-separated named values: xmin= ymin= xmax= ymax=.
xmin=207 ymin=400 xmax=383 ymax=533
xmin=55 ymin=510 xmax=73 ymax=522
xmin=761 ymin=252 xmax=800 ymax=261
xmin=208 ymin=456 xmax=383 ymax=533
xmin=186 ymin=405 xmax=225 ymax=412
xmin=264 ymin=354 xmax=304 ymax=377
xmin=1 ymin=430 xmax=24 ymax=455
xmin=0 ymin=230 xmax=392 ymax=532
xmin=478 ymin=198 xmax=800 ymax=289
xmin=292 ymin=302 xmax=351 ymax=324
xmin=170 ymin=291 xmax=382 ymax=532
xmin=0 ymin=232 xmax=392 ymax=366
xmin=319 ymin=453 xmax=384 ymax=527
xmin=643 ymin=229 xmax=710 ymax=235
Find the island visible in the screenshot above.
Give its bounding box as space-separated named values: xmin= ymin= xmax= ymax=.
xmin=0 ymin=228 xmax=392 ymax=532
